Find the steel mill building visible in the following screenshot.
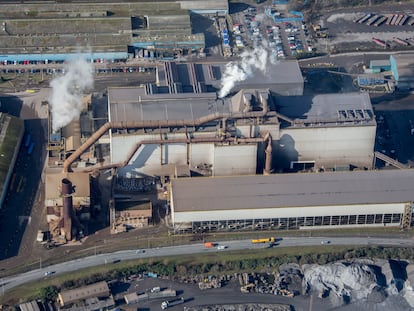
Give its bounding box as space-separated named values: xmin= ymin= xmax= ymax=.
xmin=49 ymin=59 xmax=383 ymax=237
xmin=67 ymin=60 xmax=374 ymax=179
xmin=101 ymin=88 xmax=376 ymax=178
xmin=170 ymin=170 xmax=414 ymax=233
xmin=0 ymin=0 xmax=229 ymax=63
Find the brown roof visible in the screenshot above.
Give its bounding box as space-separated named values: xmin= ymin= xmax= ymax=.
xmin=57 ymin=281 xmax=110 ymax=307
xmin=45 ymin=171 xmax=90 ymax=200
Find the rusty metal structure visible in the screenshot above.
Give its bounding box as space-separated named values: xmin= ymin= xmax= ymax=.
xmin=63 ymin=109 xmax=281 ymax=173
xmin=263 ymin=132 xmax=273 ymax=175
xmin=61 ymin=178 xmax=74 ymax=241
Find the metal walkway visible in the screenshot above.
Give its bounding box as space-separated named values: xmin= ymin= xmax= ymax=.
xmin=374 ymin=151 xmax=410 ymax=169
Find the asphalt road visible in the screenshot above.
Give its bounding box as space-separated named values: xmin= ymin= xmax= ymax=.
xmin=2 ymin=236 xmax=414 ymax=294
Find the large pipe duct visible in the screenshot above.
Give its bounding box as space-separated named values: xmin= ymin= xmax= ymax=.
xmin=263 ymin=133 xmax=273 ymax=175
xmin=63 ymin=110 xmax=278 ymax=172
xmin=82 ymin=135 xmax=270 ymax=173
xmin=61 ymin=178 xmax=73 ymax=241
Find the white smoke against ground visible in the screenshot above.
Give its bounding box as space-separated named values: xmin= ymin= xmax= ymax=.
xmin=49 ymin=57 xmax=94 ymax=133
xmin=218 ymin=42 xmax=277 ymax=98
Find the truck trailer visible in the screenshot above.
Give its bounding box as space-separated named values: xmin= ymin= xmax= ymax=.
xmin=204 ymin=242 xmax=215 ymax=248
xmin=161 ymin=297 xmax=185 ymax=309
xmin=251 ymin=237 xmax=275 ymax=243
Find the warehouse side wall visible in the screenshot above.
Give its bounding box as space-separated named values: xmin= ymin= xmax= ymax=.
xmin=275 ymin=125 xmax=376 ymax=170
xmin=173 ymin=203 xmax=406 ymax=232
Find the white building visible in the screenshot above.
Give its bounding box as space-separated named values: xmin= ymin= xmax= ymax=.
xmin=274 ymin=92 xmax=376 ymax=171
xmin=170 ymin=169 xmax=414 ymax=233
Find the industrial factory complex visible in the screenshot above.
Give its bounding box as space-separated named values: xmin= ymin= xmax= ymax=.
xmin=39 ymin=58 xmax=412 ymax=239
xmin=1 ymin=0 xmax=414 ymax=248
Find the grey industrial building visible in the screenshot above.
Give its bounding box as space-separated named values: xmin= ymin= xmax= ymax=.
xmin=390 ymin=53 xmax=414 ymax=90
xmin=0 ymin=0 xmax=229 ymax=63
xmin=101 ymin=82 xmax=375 ymax=178
xmin=170 ymin=170 xmax=414 ymax=233
xmin=154 ymin=60 xmax=304 ymax=96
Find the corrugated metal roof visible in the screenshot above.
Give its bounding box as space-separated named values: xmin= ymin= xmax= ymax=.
xmin=201 ymin=61 xmax=303 ymax=91
xmin=275 ymin=92 xmax=375 ymax=125
xmin=171 ymin=170 xmax=414 ymax=212
xmin=58 ymin=281 xmax=110 ymax=307
xmin=178 ymin=0 xmax=228 ymax=11
xmin=370 ymin=59 xmax=390 ymax=68
xmin=19 ymin=301 xmax=40 ymax=311
xmin=108 ymin=89 xmax=230 ymax=123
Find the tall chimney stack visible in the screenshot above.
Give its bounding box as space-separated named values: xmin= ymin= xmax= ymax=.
xmin=61 ymin=178 xmax=73 ymax=241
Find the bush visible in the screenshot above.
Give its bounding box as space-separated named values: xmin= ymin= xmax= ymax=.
xmin=39 ymin=285 xmax=58 ymax=303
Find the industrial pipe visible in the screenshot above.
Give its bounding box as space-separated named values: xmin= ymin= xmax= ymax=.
xmin=263 ymin=133 xmax=273 ymax=175
xmin=63 ymin=110 xmax=278 ymax=172
xmin=61 ymin=178 xmax=73 ymax=241
xmin=82 ymin=135 xmax=268 ymax=172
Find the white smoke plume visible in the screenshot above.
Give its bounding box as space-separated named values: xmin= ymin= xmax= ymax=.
xmin=49 ymin=57 xmax=94 ymax=133
xmin=218 ymin=43 xmax=277 ymax=98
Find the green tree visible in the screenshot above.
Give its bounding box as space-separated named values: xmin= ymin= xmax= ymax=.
xmin=40 ymin=285 xmax=58 ymax=303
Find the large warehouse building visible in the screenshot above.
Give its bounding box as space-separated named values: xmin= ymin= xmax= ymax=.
xmin=0 ymin=0 xmax=229 ymax=63
xmin=170 ymin=169 xmax=414 ymax=233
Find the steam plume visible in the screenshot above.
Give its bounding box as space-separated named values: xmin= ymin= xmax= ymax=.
xmin=218 ymin=43 xmax=277 ymax=98
xmin=49 ymin=57 xmax=94 ymax=133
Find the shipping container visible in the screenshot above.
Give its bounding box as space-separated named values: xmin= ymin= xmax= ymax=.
xmin=373 ymin=16 xmax=387 ymax=27
xmin=372 ymin=37 xmax=387 ymax=48
xmin=395 ymin=14 xmax=404 ymax=25
xmin=390 ymin=14 xmax=398 ymax=25
xmin=399 ymin=15 xmax=409 ymax=25
xmin=366 ymin=15 xmax=380 ymax=26
xmin=358 ymin=13 xmax=372 ymax=24
xmin=392 ymin=37 xmax=409 ymax=46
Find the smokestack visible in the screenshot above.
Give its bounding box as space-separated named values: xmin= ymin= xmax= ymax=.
xmin=264 ymin=133 xmax=272 ymax=175
xmin=61 ymin=178 xmax=73 ymax=241
xmin=49 ymin=56 xmax=94 ymax=133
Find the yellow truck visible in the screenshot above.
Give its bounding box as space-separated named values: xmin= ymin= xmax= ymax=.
xmin=251 ymin=237 xmax=275 ymax=243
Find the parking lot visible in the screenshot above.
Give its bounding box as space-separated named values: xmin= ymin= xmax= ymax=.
xmin=214 ymin=2 xmax=414 ymax=58
xmin=313 ymin=4 xmax=414 ymax=52
xmin=228 ymin=5 xmax=313 ymax=59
